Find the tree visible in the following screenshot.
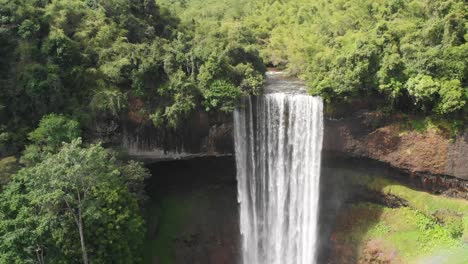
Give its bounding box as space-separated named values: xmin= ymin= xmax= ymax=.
xmin=0 ymin=139 xmax=145 ymax=263
xmin=21 ymin=114 xmax=81 ymax=165
xmin=165 ymin=0 xmax=466 ymax=117
xmin=0 ymin=0 xmax=266 ymax=155
xmin=0 ymin=156 xmax=17 ymax=189
xmin=27 ymin=114 xmax=80 ymax=152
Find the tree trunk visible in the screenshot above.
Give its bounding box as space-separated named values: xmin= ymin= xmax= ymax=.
xmin=78 ymin=209 xmax=89 ymax=264
xmin=35 ymin=244 xmax=45 ymax=264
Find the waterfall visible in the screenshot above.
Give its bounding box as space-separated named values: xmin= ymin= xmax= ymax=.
xmin=234 ymin=92 xmax=324 ymax=264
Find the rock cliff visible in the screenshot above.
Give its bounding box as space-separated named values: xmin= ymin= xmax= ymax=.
xmin=106 ymin=102 xmax=467 ymax=182
xmin=322 ymin=110 xmax=468 ymax=181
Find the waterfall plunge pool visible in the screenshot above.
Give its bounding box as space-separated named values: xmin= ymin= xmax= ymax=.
xmin=141 ymin=156 xmax=449 ymax=264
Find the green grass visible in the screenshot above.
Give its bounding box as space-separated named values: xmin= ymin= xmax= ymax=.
xmin=347 ymin=172 xmax=468 ymax=240
xmin=331 ymin=168 xmax=468 ymax=262
xmin=356 ymin=175 xmax=468 ymax=213
xmin=141 ymin=188 xmax=220 ymax=264
xmin=337 ymin=203 xmax=464 ymax=263
xmin=388 ymin=208 xmax=459 ymax=257
xmin=402 ymin=116 xmax=465 ymax=137
xmin=415 ymin=244 xmax=468 ymax=264
xmin=143 ymin=195 xmax=190 ymax=264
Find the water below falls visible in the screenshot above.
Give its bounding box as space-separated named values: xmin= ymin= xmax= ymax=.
xmin=234 ymin=93 xmax=324 ymax=264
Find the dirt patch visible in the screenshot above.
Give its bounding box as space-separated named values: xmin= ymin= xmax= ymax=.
xmin=361 ymin=239 xmax=401 ymax=264
xmin=323 ymin=110 xmax=468 ymax=181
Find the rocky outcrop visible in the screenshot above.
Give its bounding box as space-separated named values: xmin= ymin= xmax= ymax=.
xmin=99 ymin=96 xmax=467 ymax=182
xmin=92 ymin=111 xmax=234 ymax=161
xmin=447 ymin=131 xmax=468 ymax=178
xmin=120 ymin=111 xmax=233 ymax=160
xmin=322 ymin=110 xmax=468 ymax=181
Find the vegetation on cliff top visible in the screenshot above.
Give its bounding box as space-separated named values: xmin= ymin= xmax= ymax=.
xmin=0 ymin=1 xmax=263 ymax=261
xmin=1 ymin=0 xmax=467 ymax=156
xmin=0 ymin=0 xmax=265 ymax=155
xmin=161 ymin=0 xmax=468 ymax=120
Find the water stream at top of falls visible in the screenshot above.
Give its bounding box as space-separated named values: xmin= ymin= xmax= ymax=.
xmin=234 ymin=72 xmax=324 ymax=264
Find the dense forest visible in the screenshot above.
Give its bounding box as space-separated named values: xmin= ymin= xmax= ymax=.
xmin=1 ymin=0 xmax=467 ymax=154
xmin=0 ymin=0 xmax=265 ymax=262
xmin=160 ymin=0 xmax=467 ymax=116
xmin=0 ymin=0 xmax=266 ymax=156
xmin=0 ymin=0 xmax=467 ymax=263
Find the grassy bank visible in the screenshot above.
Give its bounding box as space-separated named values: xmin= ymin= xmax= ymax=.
xmin=330 ymin=168 xmax=468 ymax=263
xmin=143 ymin=195 xmax=191 ymax=264
xmin=142 ymin=184 xmax=238 ymax=264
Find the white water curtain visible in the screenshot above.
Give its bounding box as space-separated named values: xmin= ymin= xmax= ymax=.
xmin=234 ymin=93 xmax=324 ymax=264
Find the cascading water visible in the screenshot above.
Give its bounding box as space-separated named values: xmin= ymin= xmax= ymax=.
xmin=234 ymin=76 xmax=324 ymax=264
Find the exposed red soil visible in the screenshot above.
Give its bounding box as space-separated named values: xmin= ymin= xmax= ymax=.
xmin=323 ymin=110 xmax=468 ymax=181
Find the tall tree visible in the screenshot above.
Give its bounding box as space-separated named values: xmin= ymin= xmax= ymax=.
xmin=0 ymin=139 xmax=146 ymax=263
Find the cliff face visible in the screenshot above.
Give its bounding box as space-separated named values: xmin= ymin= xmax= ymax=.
xmin=323 ymin=110 xmax=468 ymax=181
xmin=119 ymin=111 xmax=233 ymax=160
xmin=92 ymin=111 xmax=233 ymax=160
xmin=111 ymin=105 xmax=467 ymax=182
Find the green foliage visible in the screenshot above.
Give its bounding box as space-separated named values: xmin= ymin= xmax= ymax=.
xmin=143 ymin=195 xmax=189 ymax=264
xmin=406 ymin=75 xmax=441 ymax=109
xmin=402 ymin=115 xmax=465 ymax=137
xmin=120 ymin=160 xmax=151 ymax=204
xmin=347 ymin=171 xmax=468 ymax=240
xmin=21 ymin=114 xmax=80 ymax=165
xmin=201 ymin=79 xmax=242 ymax=112
xmin=0 ymin=128 xmax=16 ymax=157
xmin=406 ymin=75 xmax=466 ymax=114
xmin=436 ymin=212 xmax=464 ymax=239
xmin=0 ymin=156 xmax=17 ymax=189
xmin=338 ymin=203 xmax=462 ymax=262
xmin=163 ymin=0 xmax=467 ymax=119
xmin=234 ymin=63 xmax=265 ymax=95
xmin=90 ymin=87 xmax=128 ymax=117
xmin=155 ymin=70 xmax=198 ymax=128
xmin=27 ymin=114 xmax=80 ymax=152
xmin=0 ymin=139 xmax=145 ymax=263
xmin=437 ymin=79 xmax=466 ymax=114
xmin=0 ymin=0 xmax=265 ymax=154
